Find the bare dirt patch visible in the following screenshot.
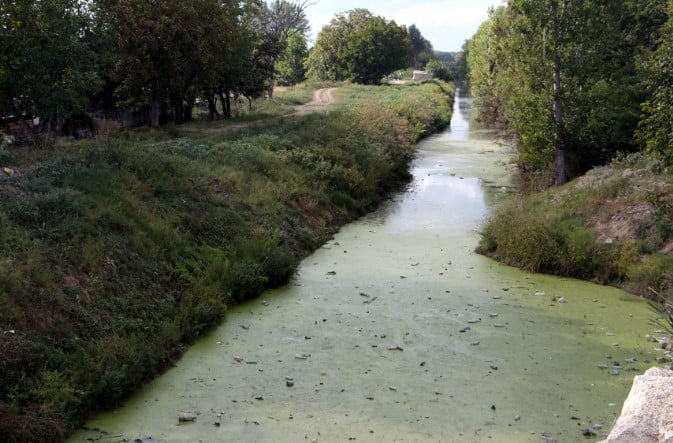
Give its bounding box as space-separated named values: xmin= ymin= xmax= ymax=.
xmin=594 ymin=203 xmax=653 ymax=243
xmin=293 ymin=88 xmax=338 ymax=114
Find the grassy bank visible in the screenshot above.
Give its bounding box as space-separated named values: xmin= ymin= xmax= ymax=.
xmin=478 ymin=152 xmax=673 ymax=309
xmin=0 ymin=81 xmax=454 ymax=441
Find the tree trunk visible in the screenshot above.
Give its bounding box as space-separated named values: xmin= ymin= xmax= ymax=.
xmin=149 ymin=90 xmax=161 ymax=128
xmin=207 ymin=95 xmax=219 ymax=120
xmin=551 ymin=0 xmax=567 ymax=186
xmin=219 ymin=90 xmax=231 ymax=119
xmin=553 ymin=55 xmax=567 ymax=185
xmin=184 ymin=100 xmax=193 ymax=122
xmin=172 ymin=94 xmax=184 ymax=125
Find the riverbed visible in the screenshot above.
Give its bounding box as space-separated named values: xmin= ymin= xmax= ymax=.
xmin=71 ymin=93 xmax=661 ymax=443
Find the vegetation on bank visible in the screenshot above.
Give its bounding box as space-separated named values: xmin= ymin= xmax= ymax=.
xmin=469 ymin=2 xmax=673 ymax=315
xmin=478 ymin=152 xmax=673 ymax=308
xmin=0 ymin=81 xmax=454 ymax=442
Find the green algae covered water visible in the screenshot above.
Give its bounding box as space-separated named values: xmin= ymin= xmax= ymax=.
xmin=70 ymin=93 xmax=663 ymax=443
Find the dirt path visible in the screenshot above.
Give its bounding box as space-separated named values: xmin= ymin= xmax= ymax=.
xmin=148 ymin=88 xmax=339 ymax=145
xmin=293 ymin=87 xmax=338 ymax=114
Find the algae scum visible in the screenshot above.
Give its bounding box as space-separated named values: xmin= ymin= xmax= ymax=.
xmin=72 ymin=95 xmax=663 ymax=442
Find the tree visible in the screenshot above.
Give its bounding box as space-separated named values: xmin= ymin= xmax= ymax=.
xmin=637 ymin=5 xmax=673 ymax=163
xmin=256 ymin=0 xmax=310 ymax=97
xmin=0 ymin=0 xmax=100 ymax=134
xmin=307 ymin=9 xmax=411 ymax=84
xmin=425 ymin=60 xmax=452 ymax=82
xmin=275 ymin=30 xmax=309 ymax=86
xmin=468 ymin=1 xmax=668 ymax=186
xmin=408 ymin=24 xmax=434 ymax=69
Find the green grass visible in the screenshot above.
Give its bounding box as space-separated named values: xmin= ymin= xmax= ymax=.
xmin=0 ymin=80 xmax=454 ymax=442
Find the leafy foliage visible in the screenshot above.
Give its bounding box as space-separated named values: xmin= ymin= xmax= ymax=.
xmin=307 ymin=9 xmax=412 ymax=84
xmin=407 ymin=24 xmax=434 ymax=69
xmin=0 ymin=0 xmax=100 ymax=128
xmin=637 ymin=7 xmax=673 ymax=163
xmin=275 ymin=31 xmax=309 ymax=86
xmin=467 ymin=1 xmax=669 ymax=186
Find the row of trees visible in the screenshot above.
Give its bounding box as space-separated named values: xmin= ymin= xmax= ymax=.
xmin=1 ymin=0 xmax=310 ymax=130
xmin=1 ymin=1 xmax=450 ymax=133
xmin=466 ymin=0 xmax=673 ymax=186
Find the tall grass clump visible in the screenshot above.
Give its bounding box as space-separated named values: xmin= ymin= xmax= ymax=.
xmin=0 ymin=80 xmax=454 ymax=441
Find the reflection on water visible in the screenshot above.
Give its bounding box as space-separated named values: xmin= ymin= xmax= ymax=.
xmin=70 ymin=90 xmax=659 ymax=443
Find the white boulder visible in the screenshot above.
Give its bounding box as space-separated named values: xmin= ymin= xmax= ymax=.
xmin=606 ymin=367 xmax=673 ymax=442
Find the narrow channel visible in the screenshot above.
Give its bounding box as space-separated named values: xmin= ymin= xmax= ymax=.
xmin=72 ymin=92 xmax=658 ymax=443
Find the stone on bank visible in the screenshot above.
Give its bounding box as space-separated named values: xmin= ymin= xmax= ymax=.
xmin=603 ymin=367 xmax=673 ymax=442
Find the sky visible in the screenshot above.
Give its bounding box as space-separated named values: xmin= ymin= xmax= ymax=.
xmin=305 ymin=0 xmax=505 ymax=52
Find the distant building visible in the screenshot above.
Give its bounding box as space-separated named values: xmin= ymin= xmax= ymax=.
xmin=412 ymin=70 xmax=433 ymax=81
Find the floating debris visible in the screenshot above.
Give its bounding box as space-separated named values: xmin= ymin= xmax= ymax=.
xmin=389 ymin=386 xmax=398 ymax=391
xmin=294 ymin=353 xmax=311 ymax=360
xmin=582 ymin=429 xmax=597 ymax=437
xmin=178 ymin=412 xmax=197 ymax=422
xmin=286 ymin=377 xmax=295 ymax=387
xmin=233 ymin=355 xmax=244 ymax=363
xmin=488 ymin=313 xmax=499 ymax=318
xmin=363 ymin=296 xmax=378 ymax=305
xmin=493 ymin=324 xmax=506 ymax=328
xmin=387 ymin=345 xmax=404 ymax=351
xmin=467 ymin=319 xmax=481 ymax=324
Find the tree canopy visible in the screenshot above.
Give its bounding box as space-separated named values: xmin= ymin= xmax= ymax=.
xmin=0 ymin=0 xmax=100 ymax=130
xmin=307 ymin=9 xmax=411 ymax=84
xmin=407 ymin=24 xmax=435 ymax=69
xmin=0 ymin=0 xmax=312 ymax=131
xmin=637 ymin=4 xmax=673 ymax=163
xmin=467 ymin=0 xmax=670 ymax=186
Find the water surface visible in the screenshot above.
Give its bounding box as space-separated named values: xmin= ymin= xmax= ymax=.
xmin=71 ymin=92 xmax=661 ymax=443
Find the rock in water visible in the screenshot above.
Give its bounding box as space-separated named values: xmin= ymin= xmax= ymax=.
xmin=605 ymin=367 xmax=673 ymax=442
